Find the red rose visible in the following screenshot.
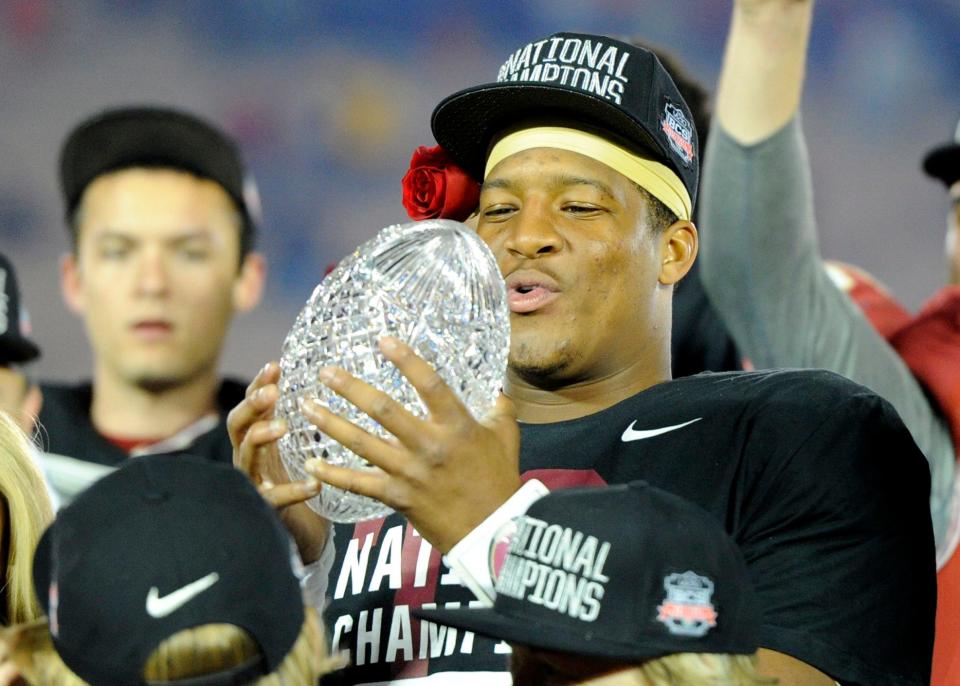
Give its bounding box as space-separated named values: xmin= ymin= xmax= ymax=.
xmin=401 ymin=145 xmax=480 ymax=222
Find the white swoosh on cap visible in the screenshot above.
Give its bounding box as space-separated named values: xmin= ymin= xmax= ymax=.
xmin=621 ymin=417 xmax=702 ymax=442
xmin=146 ymin=572 xmax=220 ymax=619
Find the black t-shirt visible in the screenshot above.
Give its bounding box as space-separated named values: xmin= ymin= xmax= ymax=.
xmin=37 ymin=379 xmax=246 ymax=466
xmin=322 ymin=369 xmax=935 ymax=686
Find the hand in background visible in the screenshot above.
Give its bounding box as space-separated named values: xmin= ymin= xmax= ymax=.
xmin=717 ymin=0 xmax=815 ymax=144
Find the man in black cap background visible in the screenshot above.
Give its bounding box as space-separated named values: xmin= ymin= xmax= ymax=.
xmin=0 ymin=251 xmax=65 ymax=508
xmin=417 ymin=481 xmax=765 ymax=686
xmin=695 ymin=1 xmax=960 ymax=682
xmin=232 ymin=31 xmax=933 ymax=685
xmin=0 ymin=252 xmax=42 ymax=435
xmin=42 ymin=106 xmax=265 ymax=467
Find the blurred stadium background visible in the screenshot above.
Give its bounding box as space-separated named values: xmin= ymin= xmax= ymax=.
xmin=2 ymin=0 xmax=958 ymax=381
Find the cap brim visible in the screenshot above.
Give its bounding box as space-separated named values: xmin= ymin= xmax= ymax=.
xmin=414 ymin=606 xmax=753 ymax=662
xmin=1 ymin=337 xmax=41 ymax=364
xmin=923 ymin=143 xmax=960 ymax=187
xmin=431 ymin=83 xmax=664 ymax=182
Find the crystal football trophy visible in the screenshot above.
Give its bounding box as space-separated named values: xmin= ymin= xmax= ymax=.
xmin=276 ymin=219 xmax=510 ymax=522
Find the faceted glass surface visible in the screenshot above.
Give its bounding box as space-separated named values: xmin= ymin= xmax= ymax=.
xmin=277 ymin=219 xmax=510 ymax=522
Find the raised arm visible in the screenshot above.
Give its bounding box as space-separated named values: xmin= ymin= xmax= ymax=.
xmin=714 ymin=0 xmax=813 ymax=144
xmin=699 ymin=0 xmax=956 ymax=551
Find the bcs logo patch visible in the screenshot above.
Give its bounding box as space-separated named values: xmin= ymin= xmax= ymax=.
xmin=656 ymin=571 xmax=717 ymax=637
xmin=660 ymin=102 xmax=694 ymax=166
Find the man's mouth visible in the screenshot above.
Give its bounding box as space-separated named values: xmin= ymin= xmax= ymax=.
xmin=506 ymin=273 xmax=560 ymax=314
xmin=131 ymin=320 xmax=174 ymax=341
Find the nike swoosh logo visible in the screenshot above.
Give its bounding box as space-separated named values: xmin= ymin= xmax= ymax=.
xmin=146 ymin=572 xmax=220 ymax=618
xmin=621 ymin=417 xmax=702 ymax=442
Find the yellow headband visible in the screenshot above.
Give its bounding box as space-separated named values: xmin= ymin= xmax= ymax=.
xmin=484 ymin=126 xmax=692 ymax=221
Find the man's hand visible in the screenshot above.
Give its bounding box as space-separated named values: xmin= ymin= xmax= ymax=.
xmin=301 ymin=336 xmax=521 ymax=553
xmin=716 ymin=0 xmax=815 ymax=145
xmin=228 ymin=362 xmax=329 ymax=563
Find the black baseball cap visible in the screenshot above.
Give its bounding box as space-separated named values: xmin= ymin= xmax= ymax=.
xmin=431 ymin=32 xmax=699 ymax=208
xmin=0 ymin=252 xmax=40 ymax=364
xmin=59 ymin=106 xmax=260 ymax=247
xmin=923 ymin=116 xmax=960 ymax=188
xmin=417 ymin=481 xmax=759 ymax=661
xmin=32 ymin=454 xmax=304 ymax=686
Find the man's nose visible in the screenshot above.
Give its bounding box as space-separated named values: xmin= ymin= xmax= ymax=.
xmin=504 ymin=201 xmax=563 ymax=259
xmin=134 ymin=249 xmax=171 ymax=296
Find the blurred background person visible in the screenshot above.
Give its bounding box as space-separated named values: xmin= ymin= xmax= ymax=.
xmin=418 ymin=481 xmax=770 ymax=686
xmin=920 ymin=111 xmax=960 ymax=359
xmin=1 ymin=453 xmax=339 ymax=685
xmin=0 ymin=253 xmax=42 ymax=435
xmin=39 ymin=106 xmax=266 ymax=467
xmin=924 ymin=117 xmax=960 ymax=286
xmin=0 ymin=252 xmax=63 ymax=509
xmin=697 ymin=0 xmax=959 ymax=681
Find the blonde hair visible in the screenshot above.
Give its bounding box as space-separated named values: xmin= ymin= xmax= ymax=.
xmin=0 ymin=411 xmax=54 ymax=625
xmin=638 ymin=652 xmax=774 ymax=685
xmin=5 ymin=606 xmax=342 ymax=685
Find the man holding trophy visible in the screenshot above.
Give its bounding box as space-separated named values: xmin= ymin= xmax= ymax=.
xmin=230 ymin=33 xmax=935 ymax=686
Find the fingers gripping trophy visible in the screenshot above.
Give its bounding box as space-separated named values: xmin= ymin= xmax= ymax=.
xmin=276 ymin=216 xmax=510 ymax=523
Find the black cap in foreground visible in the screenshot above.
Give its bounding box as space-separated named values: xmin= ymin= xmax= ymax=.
xmin=431 ymin=32 xmax=699 ymax=207
xmin=0 ymin=252 xmax=40 ymax=364
xmin=417 ymin=481 xmax=759 ymax=662
xmin=59 ymin=106 xmax=260 ymax=244
xmin=923 ymin=116 xmax=960 ymax=188
xmin=33 ymin=454 xmax=303 ymax=686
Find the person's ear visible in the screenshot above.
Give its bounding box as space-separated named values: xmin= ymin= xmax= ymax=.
xmin=60 ymin=252 xmax=86 ymax=315
xmin=232 ymin=252 xmax=266 ymax=313
xmin=658 ymin=219 xmax=698 ymax=285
